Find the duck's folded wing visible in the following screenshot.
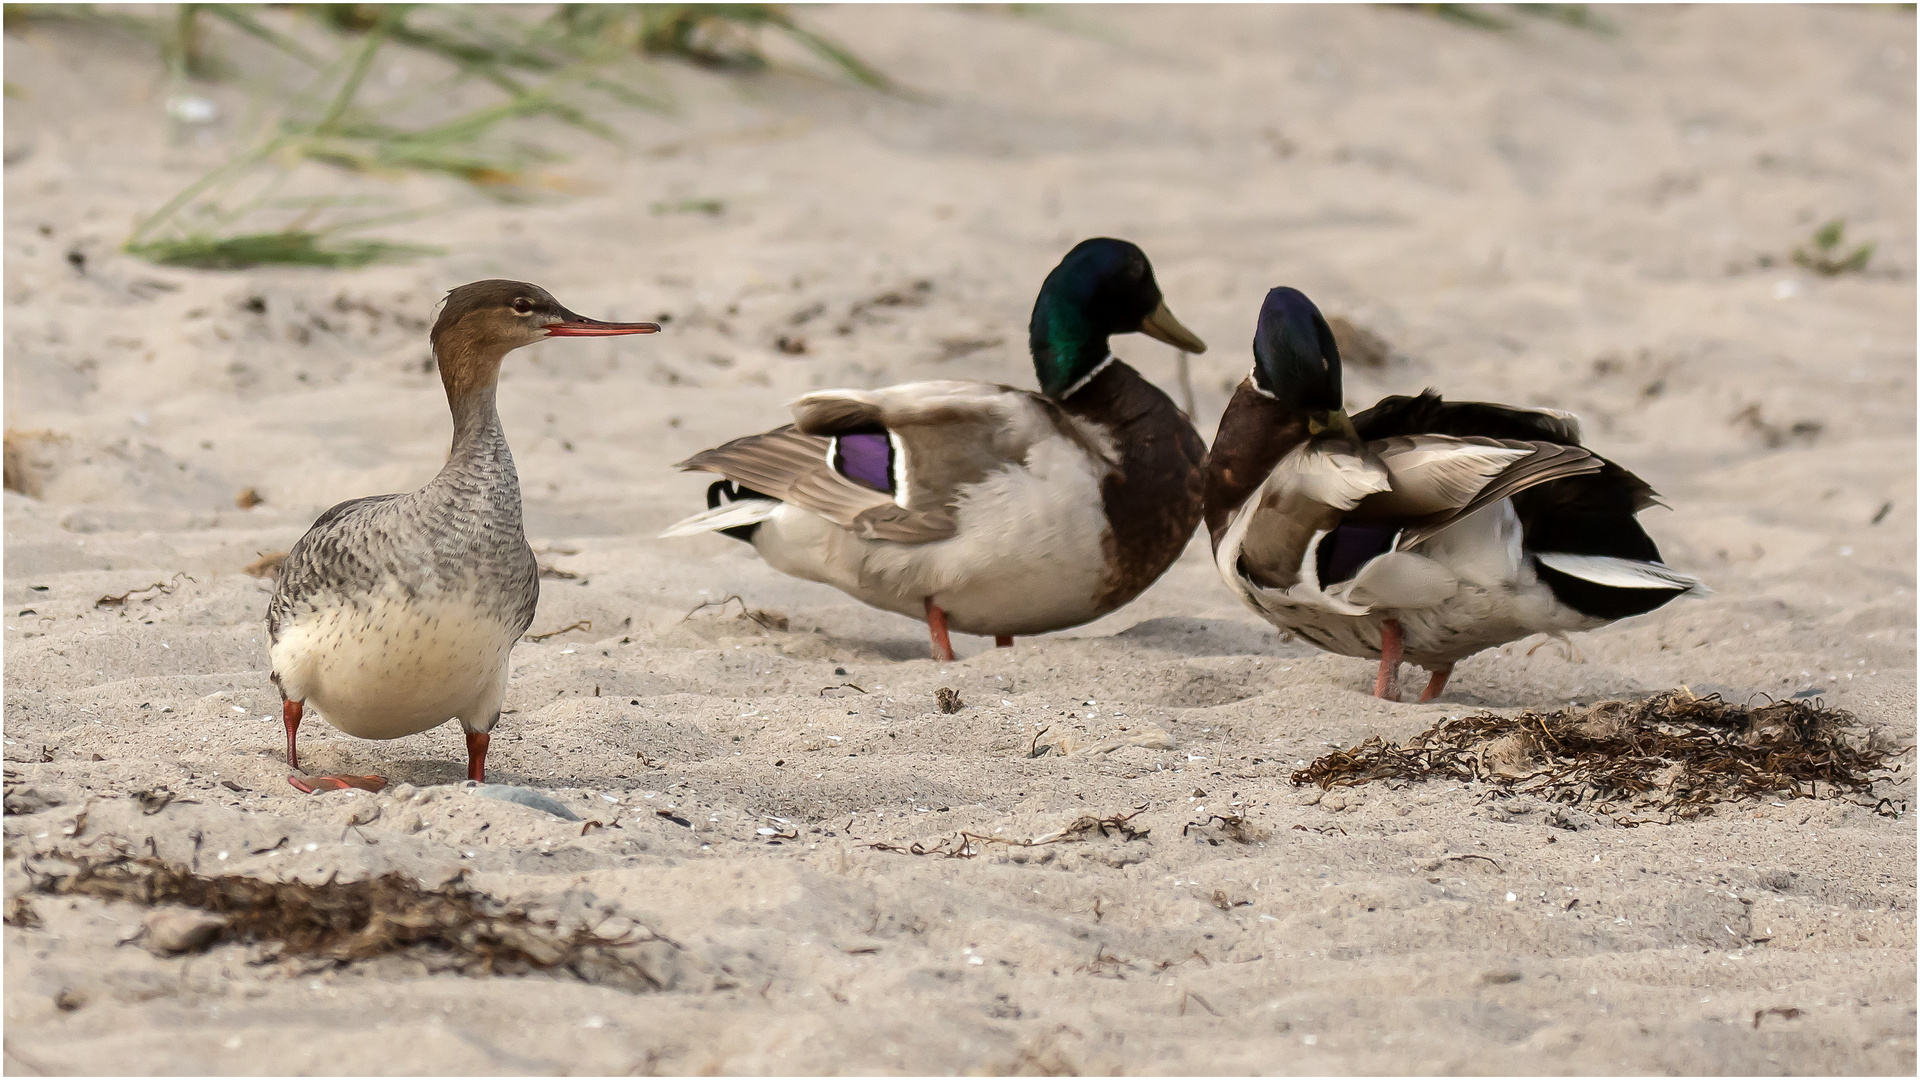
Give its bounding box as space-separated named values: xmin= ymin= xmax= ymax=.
xmin=1217 ymin=442 xmax=1393 ymax=596
xmin=1352 ymin=391 xmax=1583 ymax=445
xmin=675 ymin=425 xmax=956 ymax=543
xmin=1359 ymin=436 xmax=1537 ymax=519
xmin=1429 ymin=441 xmax=1608 ymax=532
xmin=1352 ymin=436 xmax=1605 ymax=550
xmin=791 ymin=381 xmax=1075 ymax=519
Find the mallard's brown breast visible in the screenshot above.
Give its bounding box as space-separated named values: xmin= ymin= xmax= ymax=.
xmin=1061 ymin=361 xmax=1207 ymax=614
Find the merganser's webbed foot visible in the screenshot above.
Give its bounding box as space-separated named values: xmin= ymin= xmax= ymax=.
xmin=1374 ymin=618 xmax=1404 ymax=701
xmin=925 ymin=598 xmax=956 ymax=662
xmin=287 ymin=774 xmax=387 ymax=794
xmin=996 ymin=636 xmax=1014 ymax=648
xmin=1419 ymin=664 xmax=1454 ymax=703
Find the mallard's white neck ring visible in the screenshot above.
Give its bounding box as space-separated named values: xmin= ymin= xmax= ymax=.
xmin=1246 ymin=366 xmax=1278 ymax=400
xmin=1059 ymin=353 xmax=1116 ymax=399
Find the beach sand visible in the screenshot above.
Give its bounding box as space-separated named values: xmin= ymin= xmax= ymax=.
xmin=4 ymin=4 xmax=1914 ymax=1073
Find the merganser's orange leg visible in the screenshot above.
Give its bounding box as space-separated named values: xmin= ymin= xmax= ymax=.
xmin=282 ymin=698 xmax=303 ymax=771
xmin=1418 ymin=664 xmax=1454 ymax=703
xmin=1374 ymin=618 xmax=1404 ymax=701
xmin=466 ymin=731 xmax=491 ymax=783
xmin=995 ymin=636 xmax=1014 ymax=648
xmin=925 ymin=598 xmax=956 ymax=662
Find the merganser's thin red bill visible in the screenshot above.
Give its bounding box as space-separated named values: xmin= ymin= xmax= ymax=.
xmin=545 ymin=320 xmax=662 ymax=336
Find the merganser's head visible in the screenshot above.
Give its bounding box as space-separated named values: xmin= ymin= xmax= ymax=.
xmin=430 ymin=280 xmax=659 ymax=398
xmin=1251 ymin=286 xmax=1347 ymax=432
xmin=433 ymin=279 xmax=659 ymax=354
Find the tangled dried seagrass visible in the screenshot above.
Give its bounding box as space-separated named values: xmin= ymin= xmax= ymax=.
xmin=1291 ymin=688 xmax=1906 ymax=819
xmin=22 ymin=852 xmax=675 ymax=990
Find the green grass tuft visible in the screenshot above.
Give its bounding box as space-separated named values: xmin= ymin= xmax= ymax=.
xmin=1515 ymin=4 xmax=1612 ymax=31
xmin=626 ymin=4 xmax=893 ymax=90
xmin=1402 ymin=3 xmax=1613 ymax=33
xmin=1406 ymin=3 xmax=1513 ymax=30
xmin=1792 ymin=219 xmax=1876 ymax=276
xmin=22 ymin=4 xmax=894 ymax=270
xmin=125 ymin=232 xmax=441 ymax=270
xmin=651 ymin=197 xmax=724 ymax=216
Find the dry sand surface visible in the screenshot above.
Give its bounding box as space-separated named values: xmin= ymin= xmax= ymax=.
xmin=4 ymin=4 xmax=1916 ymax=1074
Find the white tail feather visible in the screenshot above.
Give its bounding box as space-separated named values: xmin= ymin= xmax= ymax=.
xmin=1535 ymin=553 xmax=1708 ymax=594
xmin=660 ymin=499 xmax=779 ymax=539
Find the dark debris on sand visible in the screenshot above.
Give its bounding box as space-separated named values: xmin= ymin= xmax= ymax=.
xmin=1291 ymin=689 xmax=1908 ymax=820
xmin=22 ymin=853 xmax=681 ymax=991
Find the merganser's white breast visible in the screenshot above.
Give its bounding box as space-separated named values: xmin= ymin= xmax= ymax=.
xmin=269 ymin=581 xmax=520 ymax=740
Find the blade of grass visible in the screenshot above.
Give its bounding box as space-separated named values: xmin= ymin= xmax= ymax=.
xmin=1404 ymin=3 xmax=1513 ymax=30
xmin=126 ymin=232 xmax=441 ymax=270
xmin=127 ymin=134 xmax=292 ymax=245
xmin=315 ymin=4 xmax=401 ymax=133
xmin=761 ymin=12 xmax=893 ymax=90
xmin=203 ymin=5 xmax=325 ymax=68
xmin=1512 ymin=4 xmax=1614 ymax=32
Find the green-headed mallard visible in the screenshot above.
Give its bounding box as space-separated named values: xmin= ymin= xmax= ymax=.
xmin=1203 ymin=286 xmax=1705 ymax=701
xmin=664 ymin=238 xmax=1208 ymax=660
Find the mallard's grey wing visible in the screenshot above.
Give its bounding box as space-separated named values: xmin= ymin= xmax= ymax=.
xmin=790 ymin=380 xmax=1074 ymax=518
xmin=674 ymin=381 xmax=1090 ymax=545
xmin=1231 ymin=442 xmax=1390 ymax=592
xmin=674 ymin=424 xmax=958 ymax=544
xmin=1352 ymin=390 xmax=1583 ymax=445
xmin=1359 ymin=436 xmax=1540 ymax=520
xmin=1385 ymin=440 xmax=1604 ymax=549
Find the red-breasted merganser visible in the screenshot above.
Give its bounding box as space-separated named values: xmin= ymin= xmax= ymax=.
xmin=267 ymin=280 xmax=658 ymax=791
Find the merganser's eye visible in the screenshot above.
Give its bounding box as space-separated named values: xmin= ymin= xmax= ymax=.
xmin=511 ymin=298 xmax=534 ymax=315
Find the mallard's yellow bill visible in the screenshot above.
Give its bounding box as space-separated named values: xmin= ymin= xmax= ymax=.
xmin=1139 ymin=300 xmax=1207 ymax=354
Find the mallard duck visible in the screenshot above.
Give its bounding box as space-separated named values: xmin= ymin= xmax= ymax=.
xmin=268 ymin=281 xmax=658 ymax=791
xmin=1203 ymin=286 xmax=1705 ymax=701
xmin=663 ymin=238 xmax=1208 ymax=660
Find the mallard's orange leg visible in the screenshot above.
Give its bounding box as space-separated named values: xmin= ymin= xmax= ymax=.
xmin=1374 ymin=618 xmax=1404 ymax=701
xmin=1419 ymin=664 xmax=1454 ymax=703
xmin=466 ymin=731 xmax=490 ymax=783
xmin=925 ymin=598 xmax=956 ymax=662
xmin=995 ymin=636 xmax=1014 ymax=648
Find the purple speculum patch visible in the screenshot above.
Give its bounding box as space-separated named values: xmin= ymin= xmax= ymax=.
xmin=833 ymin=432 xmax=895 ymax=494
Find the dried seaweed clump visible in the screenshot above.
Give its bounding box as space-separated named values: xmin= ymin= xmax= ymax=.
xmin=24 ymin=854 xmax=677 ymax=991
xmin=870 ymin=810 xmax=1149 ymax=859
xmin=1291 ymin=689 xmax=1906 ymax=819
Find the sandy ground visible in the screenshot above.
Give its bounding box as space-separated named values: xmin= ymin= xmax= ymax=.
xmin=3 ymin=4 xmax=1915 ymax=1074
